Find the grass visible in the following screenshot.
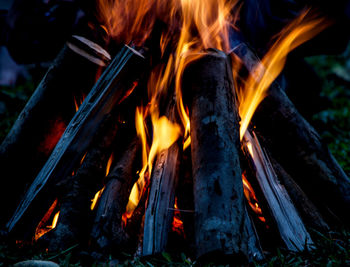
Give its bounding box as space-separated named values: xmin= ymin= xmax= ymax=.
xmin=307 ymin=47 xmax=350 ymax=175
xmin=1 ymin=47 xmax=350 ymax=266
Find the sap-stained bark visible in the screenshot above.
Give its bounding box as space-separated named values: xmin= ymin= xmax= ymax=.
xmin=0 ymin=37 xmax=107 ymax=227
xmin=184 ymin=50 xmax=262 ymax=262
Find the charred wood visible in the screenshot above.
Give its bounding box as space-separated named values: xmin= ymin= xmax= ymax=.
xmin=43 ymin=112 xmax=121 ymax=251
xmin=184 ymin=50 xmax=262 ymax=262
xmin=254 ymin=84 xmax=350 ymax=225
xmin=0 ymin=36 xmax=109 ymax=227
xmin=142 ymin=138 xmax=182 ymax=256
xmin=232 ymin=43 xmax=350 ymax=225
xmin=5 ymin=45 xmax=146 ymax=239
xmin=173 ymin=147 xmax=195 ymax=255
xmin=243 ymin=131 xmax=312 ymax=251
xmin=90 ymin=137 xmax=141 ymax=256
xmin=268 ymin=154 xmax=329 ymax=232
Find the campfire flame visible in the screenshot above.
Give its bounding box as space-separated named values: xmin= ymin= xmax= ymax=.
xmin=237 ymin=9 xmax=331 ymax=140
xmin=34 ymin=199 xmax=60 ymax=241
xmin=91 ymin=153 xmax=114 ymax=211
xmin=99 ymin=0 xmax=236 ymax=219
xmin=172 ymin=197 xmax=186 ymax=237
xmin=242 ymin=172 xmax=265 ymax=223
xmin=95 ymin=0 xmax=331 ymax=229
xmin=28 ymin=0 xmax=334 ymax=245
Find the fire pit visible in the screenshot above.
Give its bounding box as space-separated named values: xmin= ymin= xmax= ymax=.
xmin=1 ymin=0 xmax=349 ymax=265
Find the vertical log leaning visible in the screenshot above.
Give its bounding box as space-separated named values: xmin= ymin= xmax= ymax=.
xmin=90 ymin=137 xmax=140 ymax=255
xmin=142 ymin=139 xmax=182 ymax=256
xmin=232 ymin=43 xmax=350 ymax=224
xmin=254 ymin=84 xmax=350 ymax=224
xmin=45 ymin=113 xmax=120 ymax=251
xmin=268 ymin=155 xmax=329 ymax=232
xmin=5 ymin=45 xmax=145 ymax=238
xmin=0 ymin=36 xmax=109 ymax=227
xmin=184 ymin=50 xmax=262 ymax=261
xmin=243 ymin=131 xmax=312 ymax=251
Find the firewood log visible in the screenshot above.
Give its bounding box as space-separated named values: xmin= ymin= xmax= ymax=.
xmin=254 ymin=84 xmax=350 ymax=225
xmin=142 ymin=98 xmax=182 ymax=256
xmin=90 ymin=137 xmax=141 ymax=256
xmin=142 ymin=140 xmax=182 ymax=255
xmin=267 ymin=153 xmax=329 ymax=232
xmin=5 ymin=45 xmax=146 ymax=239
xmin=232 ymin=43 xmax=350 ymax=225
xmin=183 ymin=49 xmax=263 ymax=262
xmin=243 ymin=131 xmax=312 ymax=251
xmin=0 ymin=35 xmax=109 ymax=227
xmin=43 ymin=112 xmax=122 ymax=251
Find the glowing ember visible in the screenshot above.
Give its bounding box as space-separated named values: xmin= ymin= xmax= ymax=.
xmin=91 ymin=188 xmax=105 ymax=211
xmin=172 ymin=198 xmax=185 ymax=237
xmin=105 ymin=153 xmax=114 ymax=177
xmin=242 ymin=172 xmax=265 ymax=223
xmin=34 ymin=199 xmax=60 ymax=241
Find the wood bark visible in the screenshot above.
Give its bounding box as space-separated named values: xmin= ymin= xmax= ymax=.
xmin=5 ymin=45 xmax=146 ymax=238
xmin=142 ymin=139 xmax=182 ymax=256
xmin=232 ymin=43 xmax=350 ymax=225
xmin=268 ymin=154 xmax=329 ymax=232
xmin=243 ymin=131 xmax=312 ymax=251
xmin=90 ymin=137 xmax=140 ymax=255
xmin=254 ymin=84 xmax=350 ymax=225
xmin=184 ymin=50 xmax=262 ymax=262
xmin=0 ymin=36 xmax=109 ymax=227
xmin=43 ymin=112 xmax=122 ymax=251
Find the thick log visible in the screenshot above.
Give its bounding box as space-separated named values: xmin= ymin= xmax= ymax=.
xmin=44 ymin=112 xmax=120 ymax=251
xmin=243 ymin=131 xmax=312 ymax=251
xmin=0 ymin=36 xmax=109 ymax=227
xmin=142 ymin=139 xmax=182 ymax=255
xmin=232 ymin=43 xmax=350 ymax=225
xmin=184 ymin=50 xmax=262 ymax=262
xmin=90 ymin=137 xmax=140 ymax=255
xmin=5 ymin=45 xmax=146 ymax=238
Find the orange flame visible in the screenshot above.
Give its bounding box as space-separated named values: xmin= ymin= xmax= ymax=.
xmin=237 ymin=9 xmax=331 ymax=140
xmin=126 ymin=105 xmax=181 ymax=215
xmin=34 ymin=199 xmax=60 ymax=241
xmin=242 ymin=172 xmax=265 ymax=223
xmin=73 ymin=94 xmax=86 ymax=113
xmin=90 ymin=153 xmax=114 ymax=211
xmin=105 ymin=153 xmax=114 ymax=177
xmin=91 ymin=188 xmax=105 ymax=211
xmin=172 ymin=197 xmax=185 ymax=237
xmin=96 ymin=0 xmax=237 ymax=149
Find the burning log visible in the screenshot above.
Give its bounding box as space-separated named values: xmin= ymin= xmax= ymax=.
xmin=90 ymin=137 xmax=141 ymax=256
xmin=5 ymin=45 xmax=146 ymax=239
xmin=183 ymin=50 xmax=262 ymax=262
xmin=243 ymin=131 xmax=312 ymax=251
xmin=142 ymin=138 xmax=182 ymax=255
xmin=43 ymin=111 xmax=121 ymax=251
xmin=0 ymin=35 xmax=110 ymax=227
xmin=268 ymin=155 xmax=329 ymax=232
xmin=254 ymin=84 xmax=350 ymax=225
xmin=142 ymin=98 xmax=182 ymax=256
xmin=232 ymin=43 xmax=350 ymax=225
